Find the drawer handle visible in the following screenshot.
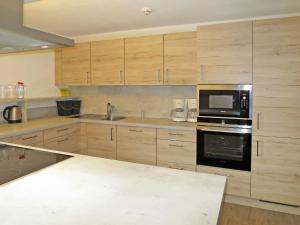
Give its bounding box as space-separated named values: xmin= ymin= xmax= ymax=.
xmin=168 ymin=132 xmax=184 ymax=136
xmin=57 ymin=138 xmax=69 ymax=143
xmin=128 ymin=129 xmax=143 ymax=132
xmin=111 ymin=128 xmax=114 ymax=141
xmin=22 ymin=135 xmax=38 ymax=141
xmin=213 ymin=172 xmax=233 ymax=178
xmin=168 ymin=144 xmax=184 ymax=148
xmin=57 ymin=128 xmax=69 ymax=132
xmin=168 ymin=166 xmax=184 ymax=170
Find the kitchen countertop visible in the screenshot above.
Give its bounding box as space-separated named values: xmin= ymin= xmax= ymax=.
xmin=0 ymin=144 xmax=225 ymax=225
xmin=0 ymin=116 xmax=196 ymax=138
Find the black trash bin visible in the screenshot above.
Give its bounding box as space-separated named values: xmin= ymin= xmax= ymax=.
xmin=56 ymin=100 xmax=81 ymax=116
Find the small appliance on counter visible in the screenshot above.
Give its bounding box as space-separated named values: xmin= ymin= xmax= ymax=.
xmin=3 ymin=105 xmax=22 ymax=123
xmin=171 ymin=99 xmax=187 ymax=122
xmin=187 ymin=99 xmax=197 ymax=123
xmin=56 ymin=100 xmax=82 ymax=116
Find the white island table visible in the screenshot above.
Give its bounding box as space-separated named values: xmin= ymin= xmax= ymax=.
xmin=0 ymin=148 xmax=226 ymax=225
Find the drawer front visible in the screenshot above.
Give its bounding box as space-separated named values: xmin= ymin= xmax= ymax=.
xmin=44 ymin=132 xmax=79 ymax=153
xmin=197 ymin=165 xmax=251 ymax=198
xmin=117 ymin=126 xmax=156 ymax=143
xmin=117 ymin=141 xmax=156 ymax=165
xmin=88 ymin=137 xmax=116 ymax=159
xmin=13 ymin=131 xmax=44 ymax=146
xmin=157 ymin=161 xmax=195 ymax=171
xmin=157 ymin=139 xmax=196 ymax=165
xmin=157 ymin=129 xmax=196 ymax=142
xmin=0 ymin=137 xmax=12 ymax=143
xmin=80 ymin=122 xmax=87 ymax=136
xmin=44 ymin=124 xmax=80 ymax=141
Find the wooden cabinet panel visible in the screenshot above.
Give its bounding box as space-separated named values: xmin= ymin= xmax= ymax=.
xmin=62 ymin=43 xmax=91 ymax=85
xmin=253 ymin=107 xmax=300 ymax=139
xmin=157 ymin=161 xmax=195 ymax=172
xmin=44 ymin=132 xmax=79 ymax=153
xmin=117 ymin=126 xmax=156 ymax=165
xmin=44 ymin=124 xmax=80 ymax=141
xmin=55 ymin=48 xmax=62 ymax=85
xmin=13 ymin=131 xmax=44 ymax=146
xmin=0 ymin=137 xmax=12 ymax=143
xmin=157 ymin=129 xmax=196 ymax=142
xmin=253 ymin=17 xmax=300 ymax=86
xmin=251 ymin=136 xmax=300 ymax=206
xmin=79 ymin=123 xmax=87 ymax=155
xmin=91 ymin=39 xmax=125 ymax=85
xmin=157 ymin=139 xmax=196 ymax=165
xmin=164 ymin=32 xmax=197 ymax=85
xmin=86 ymin=123 xmax=116 ymax=159
xmin=125 ymin=35 xmax=163 ymax=85
xmin=197 ymin=165 xmax=251 ymax=198
xmin=197 ymin=21 xmax=252 ymax=84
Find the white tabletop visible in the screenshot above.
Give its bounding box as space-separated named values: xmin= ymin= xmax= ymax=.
xmin=0 ymin=152 xmax=226 ymax=225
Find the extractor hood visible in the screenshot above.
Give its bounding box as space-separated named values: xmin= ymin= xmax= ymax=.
xmin=0 ymin=0 xmax=74 ymax=53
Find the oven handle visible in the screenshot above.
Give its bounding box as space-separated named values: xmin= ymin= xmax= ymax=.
xmin=197 ymin=126 xmax=252 ymax=134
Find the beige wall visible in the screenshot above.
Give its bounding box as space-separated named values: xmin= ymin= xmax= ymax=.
xmin=0 ymin=50 xmax=59 ymax=98
xmin=70 ymin=86 xmax=197 ymax=119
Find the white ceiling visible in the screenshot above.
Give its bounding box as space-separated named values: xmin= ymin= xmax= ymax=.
xmin=23 ymin=0 xmax=300 ymax=37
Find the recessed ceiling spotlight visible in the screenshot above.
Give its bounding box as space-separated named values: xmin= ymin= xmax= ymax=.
xmin=41 ymin=45 xmax=49 ymax=49
xmin=141 ymin=7 xmax=152 ymax=16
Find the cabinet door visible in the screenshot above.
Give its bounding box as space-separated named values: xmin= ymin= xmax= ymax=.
xmin=62 ymin=43 xmax=91 ymax=85
xmin=86 ymin=123 xmax=116 ymax=159
xmin=164 ymin=32 xmax=197 ymax=85
xmin=13 ymin=131 xmax=44 ymax=147
xmin=55 ymin=48 xmax=62 ymax=85
xmin=91 ymin=39 xmax=125 ymax=85
xmin=44 ymin=132 xmax=80 ymax=153
xmin=125 ymin=35 xmax=163 ymax=85
xmin=197 ymin=21 xmax=252 ymax=84
xmin=117 ymin=126 xmax=156 ymax=165
xmin=251 ymin=136 xmax=300 ymax=206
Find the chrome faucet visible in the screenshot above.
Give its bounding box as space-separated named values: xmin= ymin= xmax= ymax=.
xmin=106 ymin=102 xmax=115 ymax=120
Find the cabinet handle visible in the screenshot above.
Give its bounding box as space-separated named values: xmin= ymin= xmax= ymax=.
xmin=168 ymin=144 xmax=184 ymax=148
xmin=22 ymin=135 xmax=38 ymax=141
xmin=200 ymin=64 xmax=204 ymax=81
xmin=213 ymin=172 xmax=233 ymax=178
xmin=57 ymin=138 xmax=69 ymax=143
xmin=257 ymin=113 xmax=260 ymax=130
xmin=57 ymin=128 xmax=69 ymax=133
xmin=165 ymin=69 xmax=169 ymax=83
xmin=168 ymin=132 xmax=184 ymax=136
xmin=128 ymin=129 xmax=143 ymax=132
xmin=157 ymin=69 xmax=161 ymax=82
xmin=256 ymin=140 xmax=263 ymax=157
xmin=119 ymin=70 xmax=123 ymax=83
xmin=110 ymin=128 xmax=114 ymax=141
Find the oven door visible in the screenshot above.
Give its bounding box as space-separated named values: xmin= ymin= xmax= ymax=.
xmin=197 ymin=126 xmax=251 ymax=171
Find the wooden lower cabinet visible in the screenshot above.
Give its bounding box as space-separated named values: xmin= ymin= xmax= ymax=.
xmin=86 ymin=123 xmax=116 ymax=159
xmin=44 ymin=132 xmax=80 ymax=153
xmin=197 ymin=165 xmax=251 ymax=198
xmin=117 ymin=126 xmax=156 ymax=165
xmin=251 ymin=136 xmax=300 ymax=206
xmin=0 ymin=137 xmax=12 ymax=143
xmin=12 ymin=131 xmax=44 ymax=147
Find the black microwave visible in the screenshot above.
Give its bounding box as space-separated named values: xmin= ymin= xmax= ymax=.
xmin=198 ymin=85 xmax=252 ymax=119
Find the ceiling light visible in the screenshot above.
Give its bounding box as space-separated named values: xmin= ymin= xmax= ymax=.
xmin=141 ymin=7 xmax=152 ymax=16
xmin=41 ymin=45 xmax=49 ymax=49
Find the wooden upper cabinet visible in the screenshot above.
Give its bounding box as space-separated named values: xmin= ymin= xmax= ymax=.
xmin=197 ymin=21 xmax=253 ymax=84
xmin=164 ymin=32 xmax=197 ymax=85
xmin=91 ymin=39 xmax=125 ymax=85
xmin=54 ymin=49 xmax=62 ymax=85
xmin=125 ymin=35 xmax=163 ymax=85
xmin=251 ymin=136 xmax=300 ymax=206
xmin=61 ymin=43 xmax=91 ymax=85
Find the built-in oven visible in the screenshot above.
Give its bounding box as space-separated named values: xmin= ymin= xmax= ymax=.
xmin=197 ymin=126 xmax=251 ymax=171
xmin=198 ymin=85 xmax=252 ymax=125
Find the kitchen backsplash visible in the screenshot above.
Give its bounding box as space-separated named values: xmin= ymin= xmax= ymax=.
xmin=70 ymin=86 xmax=197 ymax=119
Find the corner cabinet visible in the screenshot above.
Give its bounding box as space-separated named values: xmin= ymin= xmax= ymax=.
xmin=91 ymin=39 xmax=125 ymax=85
xmin=163 ymin=32 xmax=197 ymax=85
xmin=125 ymin=35 xmax=164 ymax=85
xmin=61 ymin=43 xmax=91 ymax=85
xmin=197 ymin=21 xmax=253 ymax=84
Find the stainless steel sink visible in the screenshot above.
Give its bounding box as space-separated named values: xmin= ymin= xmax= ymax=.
xmin=69 ymin=114 xmax=126 ymax=121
